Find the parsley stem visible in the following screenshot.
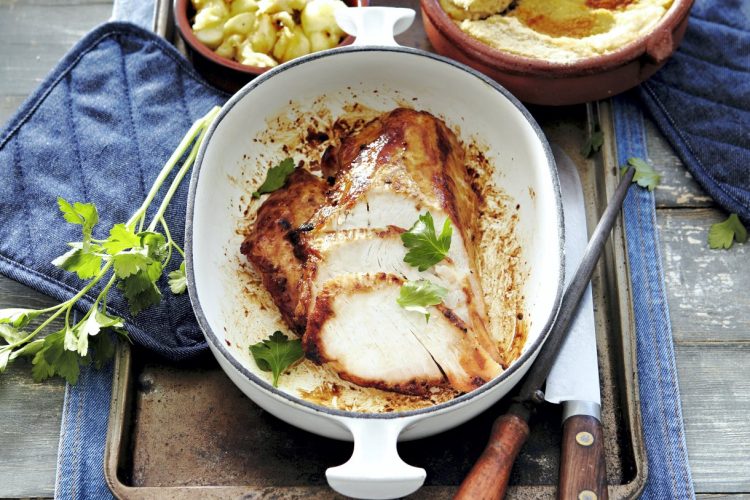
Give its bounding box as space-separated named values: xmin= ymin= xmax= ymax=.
xmin=158 ymin=215 xmax=185 ymax=260
xmin=147 ymin=107 xmax=219 ymax=233
xmin=16 ymin=261 xmax=114 ymax=347
xmin=127 ymin=106 xmax=220 ymax=229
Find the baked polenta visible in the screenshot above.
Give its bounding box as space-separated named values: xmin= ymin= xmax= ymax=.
xmin=441 ymin=0 xmax=674 ymax=62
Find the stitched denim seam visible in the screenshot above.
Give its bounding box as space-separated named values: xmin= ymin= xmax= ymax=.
xmin=641 ymin=83 xmax=747 ymax=209
xmin=178 ymin=70 xmax=193 ymax=126
xmin=629 ymin=116 xmax=681 ymax=496
xmin=65 ymin=72 xmax=91 ymax=202
xmin=12 ymin=136 xmax=35 ymax=263
xmin=0 ymin=30 xmax=123 ymax=150
xmin=0 ymin=24 xmax=229 ymax=151
xmin=54 ymin=382 xmax=73 ymax=498
xmin=676 ymin=46 xmax=750 ymax=75
xmin=650 ymin=79 xmax=750 ymax=115
xmin=639 ymin=193 xmax=680 ymax=497
xmin=689 ymin=14 xmax=749 ymax=33
xmin=71 ymin=385 xmax=84 ymax=499
xmin=118 ymin=40 xmax=148 ymax=203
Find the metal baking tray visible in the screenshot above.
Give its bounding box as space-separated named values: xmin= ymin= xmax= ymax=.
xmin=103 ymin=2 xmax=646 ymax=498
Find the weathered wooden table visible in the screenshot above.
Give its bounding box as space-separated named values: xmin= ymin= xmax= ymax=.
xmin=0 ymin=1 xmax=748 ymax=498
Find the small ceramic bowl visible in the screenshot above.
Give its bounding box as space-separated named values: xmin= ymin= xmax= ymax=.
xmin=420 ymin=0 xmax=694 ymax=105
xmin=174 ymin=0 xmax=368 ymax=92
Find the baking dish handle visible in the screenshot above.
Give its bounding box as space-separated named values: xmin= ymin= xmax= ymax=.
xmin=326 ymin=417 xmax=425 ymax=499
xmin=335 ymin=6 xmax=415 ymax=47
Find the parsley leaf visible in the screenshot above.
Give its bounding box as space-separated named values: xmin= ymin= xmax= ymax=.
xmin=32 ymin=329 xmax=81 ymax=384
xmin=102 ymin=224 xmax=142 ymax=254
xmin=401 ymin=212 xmax=453 ymax=271
xmin=396 ymin=279 xmax=448 ymax=322
xmin=621 ymin=157 xmax=661 ymax=191
xmin=0 ymin=324 xmax=23 ymax=345
xmin=249 ymin=331 xmax=304 ymax=387
xmin=168 ymin=261 xmax=187 ymax=294
xmin=581 ymin=125 xmax=604 ymax=158
xmin=708 ymin=213 xmax=748 ymax=249
xmin=57 ymin=198 xmax=98 ymax=230
xmin=252 ymin=158 xmax=295 ymax=198
xmin=118 ymin=266 xmax=163 ymax=315
xmin=0 ymin=348 xmax=11 ymax=373
xmin=0 ymin=308 xmax=43 ymax=328
xmin=53 ymin=246 xmax=104 ymax=279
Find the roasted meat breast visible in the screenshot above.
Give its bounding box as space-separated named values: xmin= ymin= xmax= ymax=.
xmin=243 ymin=108 xmax=504 ymax=395
xmin=240 ymin=169 xmax=328 ymax=333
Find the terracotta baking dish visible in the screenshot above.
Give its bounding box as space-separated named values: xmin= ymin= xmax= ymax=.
xmin=174 ymin=0 xmax=368 ymax=92
xmin=420 ymin=0 xmax=694 ymax=105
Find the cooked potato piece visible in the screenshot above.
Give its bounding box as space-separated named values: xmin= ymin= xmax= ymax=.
xmin=258 ymin=0 xmax=307 ymax=15
xmin=215 ymin=33 xmax=243 ymax=59
xmin=273 ymin=25 xmax=311 ymax=62
xmin=190 ymin=0 xmax=348 ymax=67
xmin=223 ymin=12 xmax=257 ymax=36
xmin=193 ymin=1 xmax=229 ymax=30
xmin=230 ymin=0 xmax=261 ymax=15
xmin=251 ymin=14 xmax=276 ymax=53
xmin=239 ymin=43 xmax=279 ymax=67
xmin=194 ymin=26 xmax=224 ymax=48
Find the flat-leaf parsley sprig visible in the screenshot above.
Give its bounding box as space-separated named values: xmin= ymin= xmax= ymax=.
xmin=0 ymin=106 xmax=221 ymax=384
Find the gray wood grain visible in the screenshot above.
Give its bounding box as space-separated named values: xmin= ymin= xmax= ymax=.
xmin=0 ymin=2 xmax=112 ymax=95
xmin=657 ymin=208 xmax=749 ymax=342
xmin=0 ymin=0 xmax=112 ymax=498
xmin=676 ymin=344 xmax=750 ymax=493
xmin=0 ymin=362 xmax=64 ymax=498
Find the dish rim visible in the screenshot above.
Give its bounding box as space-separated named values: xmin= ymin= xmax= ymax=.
xmin=185 ymin=43 xmax=565 ymax=420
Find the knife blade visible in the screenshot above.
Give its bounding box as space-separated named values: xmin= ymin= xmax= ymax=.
xmin=546 ymin=145 xmax=607 ymax=499
xmin=454 ymin=159 xmax=633 ymax=500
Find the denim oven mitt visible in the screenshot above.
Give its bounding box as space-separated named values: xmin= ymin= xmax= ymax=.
xmin=640 ymin=0 xmax=750 ymax=221
xmin=0 ymin=22 xmax=226 ymax=361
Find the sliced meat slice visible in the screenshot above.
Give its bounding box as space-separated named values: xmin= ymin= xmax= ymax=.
xmin=240 ymin=168 xmax=328 ymax=333
xmin=300 ymin=108 xmax=500 ymax=362
xmin=300 ymin=227 xmax=471 ymax=325
xmin=305 ymin=274 xmax=502 ymax=395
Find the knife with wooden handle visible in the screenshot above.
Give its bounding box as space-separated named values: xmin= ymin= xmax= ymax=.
xmin=545 ymin=145 xmax=608 ymax=500
xmin=454 ymin=153 xmax=632 ymax=500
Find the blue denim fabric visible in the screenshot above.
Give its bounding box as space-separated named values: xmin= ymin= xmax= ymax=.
xmin=640 ymin=0 xmax=750 ymax=222
xmin=54 ymin=335 xmax=114 ymax=500
xmin=614 ymin=93 xmax=696 ymax=499
xmin=0 ymin=23 xmax=227 ymax=362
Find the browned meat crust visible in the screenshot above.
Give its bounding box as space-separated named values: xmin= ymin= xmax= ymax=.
xmin=240 ymin=168 xmax=328 ymax=333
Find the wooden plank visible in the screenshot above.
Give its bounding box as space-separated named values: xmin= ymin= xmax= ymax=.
xmin=0 ymin=2 xmax=113 ymax=95
xmin=644 ymin=116 xmax=714 ymax=209
xmin=0 ymin=363 xmax=65 ymax=498
xmin=676 ymin=344 xmax=750 ymax=493
xmin=0 ymin=0 xmax=112 ymax=497
xmin=657 ymin=208 xmax=750 ymax=343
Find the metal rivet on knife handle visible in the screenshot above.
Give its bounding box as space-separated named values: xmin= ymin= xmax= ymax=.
xmin=578 ymin=490 xmax=597 ymax=500
xmin=575 ymin=432 xmax=594 ymax=447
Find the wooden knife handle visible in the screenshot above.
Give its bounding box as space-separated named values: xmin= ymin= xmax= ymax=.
xmin=454 ymin=413 xmax=530 ymax=500
xmin=558 ymin=415 xmax=608 ymax=500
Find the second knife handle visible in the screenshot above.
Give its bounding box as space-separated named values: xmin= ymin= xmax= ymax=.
xmin=558 ymin=415 xmax=608 ymax=500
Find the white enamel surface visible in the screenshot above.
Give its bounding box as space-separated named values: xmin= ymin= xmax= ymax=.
xmin=188 ymin=9 xmax=562 ymax=497
xmin=327 ymin=418 xmax=425 ymax=499
xmin=335 ymin=7 xmax=415 ymax=47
